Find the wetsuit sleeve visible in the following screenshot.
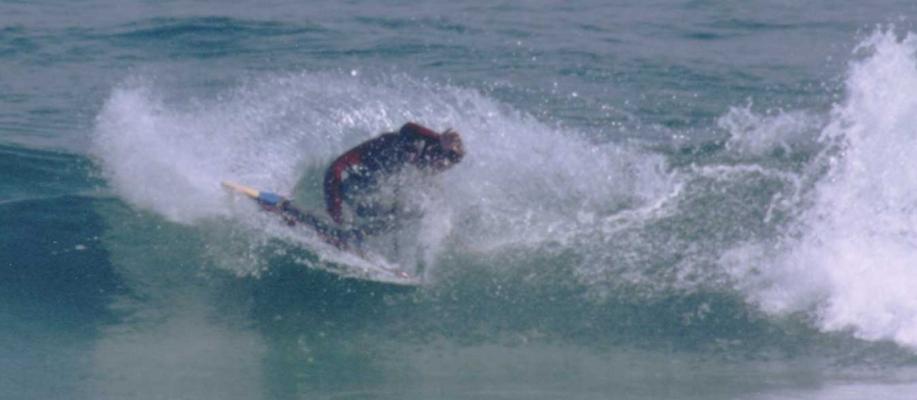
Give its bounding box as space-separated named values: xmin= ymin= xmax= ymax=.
xmin=399 ymin=122 xmax=441 ymax=143
xmin=323 ymin=166 xmax=343 ymax=224
xmin=324 ymin=152 xmax=360 ymax=224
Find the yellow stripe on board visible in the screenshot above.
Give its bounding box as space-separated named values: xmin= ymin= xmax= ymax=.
xmin=221 ymin=180 xmax=261 ymax=199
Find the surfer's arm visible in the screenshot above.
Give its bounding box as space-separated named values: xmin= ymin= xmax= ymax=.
xmin=324 ymin=151 xmax=360 ymax=224
xmin=324 ymin=166 xmax=345 ymax=224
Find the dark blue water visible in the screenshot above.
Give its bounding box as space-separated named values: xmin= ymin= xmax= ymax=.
xmin=5 ymin=1 xmax=917 ymax=399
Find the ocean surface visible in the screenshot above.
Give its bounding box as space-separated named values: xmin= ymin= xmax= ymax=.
xmin=5 ymin=1 xmax=917 ymax=399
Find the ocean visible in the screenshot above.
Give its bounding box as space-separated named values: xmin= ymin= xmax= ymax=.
xmin=4 ymin=1 xmax=917 ymax=399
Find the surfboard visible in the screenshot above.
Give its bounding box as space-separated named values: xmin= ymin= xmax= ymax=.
xmin=221 ymin=180 xmax=422 ymax=286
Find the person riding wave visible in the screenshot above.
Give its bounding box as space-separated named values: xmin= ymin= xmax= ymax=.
xmin=323 ymin=122 xmax=465 ymax=240
xmin=229 ymin=122 xmax=464 ymax=250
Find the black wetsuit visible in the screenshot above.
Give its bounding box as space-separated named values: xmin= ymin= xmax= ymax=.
xmin=323 ymin=122 xmax=444 ymax=231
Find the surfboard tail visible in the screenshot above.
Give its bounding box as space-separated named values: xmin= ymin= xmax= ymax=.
xmin=221 ymin=180 xmax=284 ymax=207
xmin=221 ymin=181 xmax=259 ymax=198
xmin=222 ymin=180 xmax=371 ymax=247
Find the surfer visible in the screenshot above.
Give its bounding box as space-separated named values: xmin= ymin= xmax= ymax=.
xmin=222 ymin=122 xmax=463 ymax=250
xmin=323 ymin=122 xmax=465 ymax=240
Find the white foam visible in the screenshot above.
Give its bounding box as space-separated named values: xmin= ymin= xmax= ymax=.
xmin=719 ymin=104 xmax=822 ymax=157
xmin=734 ymin=29 xmax=917 ymax=348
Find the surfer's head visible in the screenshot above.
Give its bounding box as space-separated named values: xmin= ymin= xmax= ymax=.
xmin=429 ymin=129 xmax=465 ymax=171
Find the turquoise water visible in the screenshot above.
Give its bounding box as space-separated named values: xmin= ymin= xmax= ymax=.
xmin=5 ymin=1 xmax=917 ymax=399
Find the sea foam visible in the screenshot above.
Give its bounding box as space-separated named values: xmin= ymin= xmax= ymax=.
xmin=734 ymin=29 xmax=917 ymax=348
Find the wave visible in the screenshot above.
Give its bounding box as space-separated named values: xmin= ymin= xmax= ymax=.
xmin=90 ymin=28 xmax=917 ymax=354
xmin=91 ymin=71 xmax=674 ymax=278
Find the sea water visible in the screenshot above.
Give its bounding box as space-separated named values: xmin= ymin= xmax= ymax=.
xmin=5 ymin=1 xmax=917 ymax=399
